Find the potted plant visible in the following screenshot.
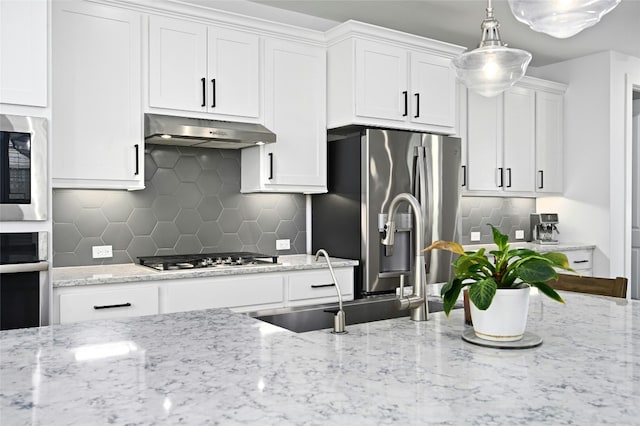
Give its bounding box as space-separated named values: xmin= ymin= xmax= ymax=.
xmin=424 ymin=225 xmax=574 ymax=342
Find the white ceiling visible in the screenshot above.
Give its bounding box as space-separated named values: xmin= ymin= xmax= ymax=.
xmin=241 ymin=0 xmax=640 ymax=67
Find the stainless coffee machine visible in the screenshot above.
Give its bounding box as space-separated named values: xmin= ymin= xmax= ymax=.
xmin=530 ymin=213 xmax=560 ymax=245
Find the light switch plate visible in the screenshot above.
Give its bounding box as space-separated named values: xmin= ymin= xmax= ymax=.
xmin=470 ymin=232 xmax=481 ymax=242
xmin=92 ymin=245 xmax=113 ymax=259
xmin=276 ymin=239 xmax=290 ymax=250
xmin=515 ymin=230 xmax=525 ymax=240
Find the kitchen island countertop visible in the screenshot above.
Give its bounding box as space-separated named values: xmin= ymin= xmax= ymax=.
xmin=1 ymin=291 xmax=638 ymax=425
xmin=52 ymin=254 xmax=359 ymax=288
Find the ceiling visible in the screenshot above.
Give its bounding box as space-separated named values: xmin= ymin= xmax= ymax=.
xmin=245 ymin=0 xmax=640 ymax=68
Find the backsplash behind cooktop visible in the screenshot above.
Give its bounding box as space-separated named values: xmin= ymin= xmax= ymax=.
xmin=52 ymin=145 xmax=306 ymax=267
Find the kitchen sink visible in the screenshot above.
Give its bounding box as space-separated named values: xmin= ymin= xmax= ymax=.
xmin=248 ymin=295 xmax=458 ymax=333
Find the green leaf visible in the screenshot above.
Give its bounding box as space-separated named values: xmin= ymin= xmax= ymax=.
xmin=508 ymin=248 xmax=537 ymax=258
xmin=468 ymin=278 xmax=497 ymax=310
xmin=516 ymin=258 xmax=558 ymax=283
xmin=541 ymin=252 xmax=574 ymax=272
xmin=489 ymin=225 xmax=508 ymax=251
xmin=441 ymin=278 xmax=464 ymax=316
xmin=532 ymin=281 xmax=565 ymax=304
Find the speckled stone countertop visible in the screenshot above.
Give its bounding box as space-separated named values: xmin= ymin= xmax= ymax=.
xmin=2 ymin=291 xmax=638 ymax=425
xmin=52 ymin=254 xmax=359 ymax=288
xmin=463 ymin=242 xmax=596 ymax=252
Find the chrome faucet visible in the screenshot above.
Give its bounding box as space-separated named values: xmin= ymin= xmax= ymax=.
xmin=381 ymin=193 xmax=429 ymax=322
xmin=314 ymin=249 xmax=346 ymax=334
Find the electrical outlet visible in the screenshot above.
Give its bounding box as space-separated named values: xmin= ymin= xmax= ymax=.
xmin=92 ymin=245 xmax=113 ymax=259
xmin=515 ymin=230 xmax=525 ymax=240
xmin=276 ymin=239 xmax=290 ymax=250
xmin=470 ymin=231 xmax=481 ymax=242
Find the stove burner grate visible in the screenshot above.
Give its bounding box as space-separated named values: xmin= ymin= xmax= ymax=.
xmin=137 ymin=252 xmax=279 ymax=271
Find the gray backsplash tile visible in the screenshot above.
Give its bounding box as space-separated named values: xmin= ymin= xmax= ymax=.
xmin=53 ymin=145 xmax=536 ymax=266
xmin=459 ymin=196 xmax=536 ymax=244
xmin=52 ymin=145 xmax=306 ymax=267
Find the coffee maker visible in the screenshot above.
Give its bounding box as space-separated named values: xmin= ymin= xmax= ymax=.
xmin=530 ymin=213 xmax=560 ymax=244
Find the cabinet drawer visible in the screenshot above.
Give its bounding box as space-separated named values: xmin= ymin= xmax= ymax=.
xmin=288 ymin=268 xmax=354 ymax=302
xmin=59 ymin=286 xmax=158 ymax=324
xmin=162 ymin=275 xmax=284 ymax=314
xmin=564 ymin=249 xmax=593 ymax=271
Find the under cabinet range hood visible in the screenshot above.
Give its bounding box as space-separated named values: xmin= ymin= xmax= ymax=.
xmin=144 ymin=114 xmax=276 ymax=149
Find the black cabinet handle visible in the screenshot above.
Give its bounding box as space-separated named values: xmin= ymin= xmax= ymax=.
xmin=573 ymin=260 xmax=590 ymax=264
xmin=461 ymin=165 xmax=466 ymax=187
xmin=507 ymin=168 xmax=512 ymax=188
xmin=538 ymin=170 xmax=544 ymax=189
xmin=94 ymin=302 xmax=132 ymax=310
xmin=201 ymin=77 xmax=206 ymax=107
xmin=414 ymin=93 xmax=420 ymax=118
xmin=134 ymin=144 xmax=139 ymax=176
xmin=268 ymin=152 xmax=273 ymax=180
xmin=311 ymin=283 xmax=335 ymax=288
xmin=498 ymin=168 xmax=504 ymax=188
xmin=211 ymin=78 xmax=216 ymax=108
xmin=402 ymin=91 xmax=408 ymax=117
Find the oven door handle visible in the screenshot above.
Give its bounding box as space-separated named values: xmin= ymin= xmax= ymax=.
xmin=0 ymin=261 xmax=49 ymax=274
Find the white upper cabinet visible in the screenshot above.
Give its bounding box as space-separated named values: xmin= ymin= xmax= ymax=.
xmin=354 ymin=39 xmax=408 ymax=121
xmin=148 ymin=16 xmax=260 ymax=119
xmin=241 ymin=38 xmax=326 ymax=193
xmin=326 ymin=21 xmax=464 ymax=135
xmin=0 ymin=0 xmax=47 ymax=107
xmin=52 ymin=1 xmax=143 ymax=190
xmin=535 ymin=90 xmax=564 ymax=193
xmin=503 ymin=86 xmax=536 ymax=192
xmin=463 ymin=76 xmax=566 ymax=196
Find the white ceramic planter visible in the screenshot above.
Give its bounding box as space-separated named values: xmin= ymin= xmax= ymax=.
xmin=470 ymin=286 xmax=531 ymax=342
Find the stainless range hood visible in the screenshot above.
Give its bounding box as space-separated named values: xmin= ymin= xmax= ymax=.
xmin=144 ymin=113 xmax=276 ymax=149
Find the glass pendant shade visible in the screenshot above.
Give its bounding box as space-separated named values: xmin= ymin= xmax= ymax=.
xmin=452 ymin=46 xmax=532 ymax=97
xmin=452 ymin=0 xmax=532 ymax=97
xmin=507 ymin=0 xmax=621 ymax=38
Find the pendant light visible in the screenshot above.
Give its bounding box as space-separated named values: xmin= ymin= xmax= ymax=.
xmin=507 ymin=0 xmax=621 ymax=39
xmin=452 ymin=0 xmax=532 ymax=98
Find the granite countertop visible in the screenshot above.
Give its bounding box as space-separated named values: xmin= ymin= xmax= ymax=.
xmin=2 ymin=291 xmax=638 ymax=425
xmin=463 ymin=242 xmax=596 ymax=252
xmin=52 ymin=254 xmax=359 ymax=288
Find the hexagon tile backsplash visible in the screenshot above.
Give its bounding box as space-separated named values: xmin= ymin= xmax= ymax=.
xmin=52 ymin=145 xmax=306 ymax=267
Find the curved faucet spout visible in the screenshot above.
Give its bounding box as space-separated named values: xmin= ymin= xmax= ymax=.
xmin=381 ymin=193 xmax=429 ymax=322
xmin=314 ymin=249 xmax=346 ymax=333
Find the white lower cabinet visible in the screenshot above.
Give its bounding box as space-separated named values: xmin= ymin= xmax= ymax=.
xmin=161 ymin=274 xmax=285 ymax=314
xmin=287 ymin=268 xmax=354 ymax=307
xmin=562 ymin=249 xmax=593 ymax=277
xmin=53 ymin=267 xmax=355 ymax=324
xmin=56 ymin=284 xmax=159 ymax=324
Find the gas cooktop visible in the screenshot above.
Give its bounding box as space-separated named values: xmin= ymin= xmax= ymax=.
xmin=137 ymin=252 xmax=279 ymax=271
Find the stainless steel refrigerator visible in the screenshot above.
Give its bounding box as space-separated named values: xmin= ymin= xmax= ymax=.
xmin=312 ymin=127 xmax=461 ymax=298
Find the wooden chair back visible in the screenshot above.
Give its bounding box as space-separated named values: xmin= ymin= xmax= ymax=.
xmin=549 ymin=274 xmax=628 ymax=299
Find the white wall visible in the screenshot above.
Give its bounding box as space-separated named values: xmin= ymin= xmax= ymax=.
xmin=535 ymin=51 xmax=640 ymax=278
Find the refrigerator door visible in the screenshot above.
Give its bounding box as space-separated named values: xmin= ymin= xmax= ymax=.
xmin=364 ymin=129 xmax=421 ymax=294
xmin=419 ymin=134 xmax=461 ymax=287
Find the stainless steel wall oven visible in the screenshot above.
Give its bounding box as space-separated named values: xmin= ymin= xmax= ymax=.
xmin=0 ymin=232 xmax=49 ymax=330
xmin=0 ymin=114 xmax=48 ymax=221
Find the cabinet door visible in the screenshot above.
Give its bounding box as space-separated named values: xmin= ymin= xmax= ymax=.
xmin=148 ymin=16 xmax=207 ymax=112
xmin=249 ymin=38 xmax=326 ymax=192
xmin=503 ymin=86 xmax=535 ymax=192
xmin=410 ymin=51 xmax=455 ymax=129
xmin=207 ymin=27 xmax=259 ymax=118
xmin=354 ymin=39 xmax=408 ymax=121
xmin=52 ymin=1 xmax=143 ymax=190
xmin=466 ymin=91 xmax=502 ymax=191
xmin=536 ymin=91 xmax=564 ymax=193
xmin=0 ymin=0 xmax=47 ymax=107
